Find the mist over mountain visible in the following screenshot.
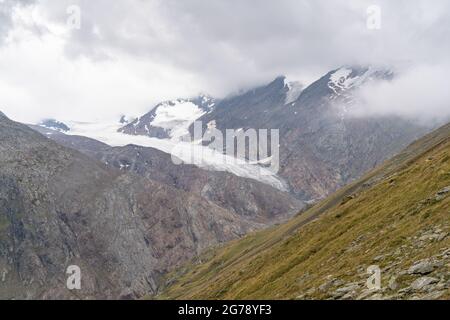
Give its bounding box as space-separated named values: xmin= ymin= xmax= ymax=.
xmin=1 ymin=1 xmax=449 ymax=123
xmin=351 ymin=64 xmax=450 ymax=124
xmin=121 ymin=66 xmax=432 ymax=200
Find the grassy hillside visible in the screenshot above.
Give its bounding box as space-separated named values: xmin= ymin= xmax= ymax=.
xmin=159 ymin=123 xmax=450 ymax=300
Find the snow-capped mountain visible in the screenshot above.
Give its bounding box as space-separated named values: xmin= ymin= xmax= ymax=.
xmin=327 ymin=66 xmax=394 ymax=101
xmin=184 ymin=76 xmax=303 ymax=135
xmin=48 ymin=65 xmax=430 ymax=201
xmin=119 ymin=95 xmax=216 ymax=140
xmin=324 ymin=66 xmax=395 ymax=120
xmin=32 ymin=66 xmax=424 ymax=201
xmin=181 ymin=66 xmax=429 ymax=200
xmin=1 ymin=65 xmax=440 ymax=300
xmin=120 ymin=78 xmax=304 ymax=140
xmin=38 ymin=119 xmax=70 ymax=133
xmin=119 ymin=115 xmax=136 ymax=125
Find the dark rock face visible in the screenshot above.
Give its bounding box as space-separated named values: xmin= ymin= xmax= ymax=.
xmin=185 ymin=67 xmax=430 ymax=200
xmin=0 ymin=114 xmax=257 ymax=299
xmin=193 ymin=77 xmax=291 ymax=132
xmin=87 ymin=146 xmax=303 ymax=225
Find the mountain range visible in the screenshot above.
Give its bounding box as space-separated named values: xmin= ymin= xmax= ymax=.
xmin=118 ymin=66 xmax=430 ymax=200
xmin=0 ymin=65 xmax=447 ymax=300
xmin=0 ymin=109 xmax=308 ymax=298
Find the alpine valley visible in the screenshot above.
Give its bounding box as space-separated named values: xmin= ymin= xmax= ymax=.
xmin=1 ymin=66 xmax=448 ymax=300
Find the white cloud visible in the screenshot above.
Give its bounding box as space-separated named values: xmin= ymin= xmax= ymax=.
xmin=0 ymin=3 xmax=204 ymax=123
xmin=351 ymin=64 xmax=450 ymax=124
xmin=0 ymin=0 xmax=449 ymax=123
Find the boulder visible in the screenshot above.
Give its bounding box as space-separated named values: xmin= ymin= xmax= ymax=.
xmin=410 ymin=277 xmax=439 ymax=291
xmin=407 ymin=260 xmax=436 ymax=275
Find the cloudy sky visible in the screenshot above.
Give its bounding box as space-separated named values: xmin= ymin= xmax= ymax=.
xmin=0 ymin=0 xmax=449 ymax=123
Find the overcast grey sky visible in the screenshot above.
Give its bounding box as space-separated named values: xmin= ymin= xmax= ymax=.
xmin=0 ymin=0 xmax=449 ymax=123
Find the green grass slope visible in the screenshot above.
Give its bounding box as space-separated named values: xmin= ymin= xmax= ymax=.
xmin=159 ymin=123 xmax=450 ymax=300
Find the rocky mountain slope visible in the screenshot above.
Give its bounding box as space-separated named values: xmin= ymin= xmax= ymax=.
xmin=191 ymin=67 xmax=430 ymax=200
xmin=30 ymin=125 xmax=303 ymax=225
xmin=119 ymin=67 xmax=430 ymax=202
xmin=0 ymin=112 xmax=270 ymax=299
xmin=160 ymin=121 xmax=450 ymax=300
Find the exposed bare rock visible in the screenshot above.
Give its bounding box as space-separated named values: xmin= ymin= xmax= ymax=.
xmin=410 ymin=277 xmax=439 ymax=291
xmin=408 ymin=260 xmax=437 ymax=275
xmin=0 ymin=113 xmax=257 ymax=299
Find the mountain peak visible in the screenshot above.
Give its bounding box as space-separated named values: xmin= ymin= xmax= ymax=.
xmin=327 ymin=65 xmax=394 ymax=98
xmin=38 ymin=119 xmax=70 ymax=132
xmin=270 ymin=75 xmax=287 ymax=86
xmin=258 ymin=76 xmax=289 ymax=94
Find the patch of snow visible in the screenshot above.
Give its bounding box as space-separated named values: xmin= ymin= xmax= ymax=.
xmin=328 ymin=66 xmax=393 ymax=120
xmin=328 ymin=66 xmax=389 ymax=98
xmin=150 ymin=100 xmax=206 ymax=140
xmin=329 ymin=68 xmax=353 ymax=90
xmin=284 ymin=80 xmax=303 ymax=104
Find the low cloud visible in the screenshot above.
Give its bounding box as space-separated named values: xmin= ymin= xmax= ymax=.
xmin=351 ymin=64 xmax=450 ymax=124
xmin=0 ymin=0 xmax=449 ymax=123
xmin=0 ymin=0 xmax=35 ymax=44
